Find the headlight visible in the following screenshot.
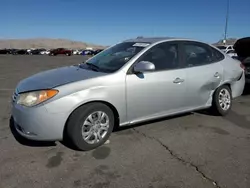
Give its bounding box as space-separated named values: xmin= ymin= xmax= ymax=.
xmin=17 ymin=89 xmax=58 ymax=107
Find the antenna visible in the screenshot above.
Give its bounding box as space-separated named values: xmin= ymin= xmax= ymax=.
xmin=223 ymin=0 xmax=229 ymax=45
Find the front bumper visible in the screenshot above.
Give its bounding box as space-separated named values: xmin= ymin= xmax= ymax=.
xmin=11 ymin=103 xmax=67 ymax=141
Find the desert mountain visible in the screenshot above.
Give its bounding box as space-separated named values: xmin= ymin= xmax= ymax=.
xmin=0 ymin=38 xmax=105 ymax=49
xmin=213 ymin=38 xmax=238 ymax=46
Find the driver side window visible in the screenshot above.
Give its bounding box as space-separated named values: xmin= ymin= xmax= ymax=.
xmin=138 ymin=42 xmax=179 ymax=71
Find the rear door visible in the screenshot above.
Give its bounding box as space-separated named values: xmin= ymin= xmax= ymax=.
xmin=180 ymin=41 xmax=224 ymax=108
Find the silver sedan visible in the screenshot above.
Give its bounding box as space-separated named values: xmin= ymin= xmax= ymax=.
xmin=11 ymin=37 xmax=245 ymax=150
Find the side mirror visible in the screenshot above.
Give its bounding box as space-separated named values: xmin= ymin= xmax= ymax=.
xmin=133 ymin=61 xmax=155 ymax=73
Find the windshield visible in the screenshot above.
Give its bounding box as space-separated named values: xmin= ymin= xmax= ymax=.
xmin=217 ymin=46 xmax=226 ymax=50
xmin=80 ymin=42 xmax=150 ymax=72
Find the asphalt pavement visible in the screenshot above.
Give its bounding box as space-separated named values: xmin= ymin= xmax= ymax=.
xmin=0 ymin=55 xmax=250 ymax=188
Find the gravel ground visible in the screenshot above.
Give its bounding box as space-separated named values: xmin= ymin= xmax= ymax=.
xmin=0 ymin=55 xmax=250 ymax=188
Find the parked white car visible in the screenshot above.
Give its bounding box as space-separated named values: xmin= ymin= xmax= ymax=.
xmin=226 ymin=50 xmax=238 ymax=58
xmin=73 ymin=50 xmax=82 ymax=55
xmin=216 ymin=45 xmax=234 ymax=53
xmin=11 ymin=37 xmax=245 ymax=151
xmin=40 ymin=50 xmax=50 ymax=55
xmin=27 ymin=48 xmax=36 ymax=54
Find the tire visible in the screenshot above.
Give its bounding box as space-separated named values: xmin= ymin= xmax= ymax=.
xmin=65 ymin=103 xmax=114 ymax=151
xmin=211 ymin=85 xmax=232 ymax=116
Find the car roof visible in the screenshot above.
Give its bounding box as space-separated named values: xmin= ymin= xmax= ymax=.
xmin=123 ymin=37 xmax=203 ymax=44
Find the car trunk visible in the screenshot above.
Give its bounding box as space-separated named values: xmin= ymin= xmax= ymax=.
xmin=233 ymin=37 xmax=250 ymax=79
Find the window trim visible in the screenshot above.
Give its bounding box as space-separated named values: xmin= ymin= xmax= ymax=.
xmin=180 ymin=41 xmax=225 ymax=68
xmin=127 ymin=41 xmax=182 ymax=74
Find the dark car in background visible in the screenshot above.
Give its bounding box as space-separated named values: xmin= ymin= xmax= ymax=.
xmin=15 ymin=49 xmax=29 ymax=55
xmin=81 ymin=49 xmax=105 ymax=56
xmin=9 ymin=49 xmax=18 ymax=55
xmin=29 ymin=48 xmax=46 ymax=55
xmin=233 ymin=37 xmax=250 ymax=83
xmin=93 ymin=49 xmax=104 ymax=55
xmin=0 ymin=49 xmax=12 ymax=54
xmin=0 ymin=49 xmax=22 ymax=55
xmin=81 ymin=49 xmax=95 ymax=56
xmin=49 ymin=48 xmax=72 ymax=56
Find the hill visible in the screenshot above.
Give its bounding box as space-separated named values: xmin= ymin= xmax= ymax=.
xmin=213 ymin=38 xmax=238 ymax=46
xmin=0 ymin=38 xmax=105 ymax=49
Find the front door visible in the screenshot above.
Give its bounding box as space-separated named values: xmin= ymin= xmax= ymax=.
xmin=126 ymin=42 xmax=188 ymax=123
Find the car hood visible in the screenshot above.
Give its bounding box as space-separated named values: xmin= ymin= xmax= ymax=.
xmin=17 ymin=65 xmax=107 ymax=93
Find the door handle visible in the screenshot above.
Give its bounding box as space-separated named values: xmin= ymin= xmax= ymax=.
xmin=173 ymin=78 xmax=184 ymax=84
xmin=214 ymin=72 xmax=220 ymax=78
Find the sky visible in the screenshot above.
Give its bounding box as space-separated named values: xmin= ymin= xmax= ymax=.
xmin=0 ymin=0 xmax=249 ymax=45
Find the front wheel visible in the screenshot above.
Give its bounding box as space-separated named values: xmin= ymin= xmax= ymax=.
xmin=211 ymin=85 xmax=232 ymax=116
xmin=65 ymin=103 xmax=114 ymax=151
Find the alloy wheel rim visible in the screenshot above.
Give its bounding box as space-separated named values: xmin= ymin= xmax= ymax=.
xmin=82 ymin=111 xmax=109 ymax=144
xmin=219 ymin=89 xmax=231 ymax=111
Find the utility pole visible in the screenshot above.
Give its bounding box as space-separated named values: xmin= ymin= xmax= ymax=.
xmin=223 ymin=0 xmax=229 ymax=45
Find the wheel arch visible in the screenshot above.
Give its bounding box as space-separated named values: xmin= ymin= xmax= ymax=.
xmin=221 ymin=82 xmax=231 ymax=90
xmin=210 ymin=83 xmax=233 ymax=116
xmin=63 ymin=100 xmax=120 ymax=139
xmin=213 ymin=82 xmax=231 ymax=97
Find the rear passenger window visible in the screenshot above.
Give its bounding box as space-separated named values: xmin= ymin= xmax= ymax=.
xmin=211 ymin=47 xmax=225 ymax=61
xmin=183 ymin=43 xmax=213 ymax=67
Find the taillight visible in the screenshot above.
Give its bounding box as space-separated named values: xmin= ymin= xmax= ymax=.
xmin=240 ymin=62 xmax=245 ymax=70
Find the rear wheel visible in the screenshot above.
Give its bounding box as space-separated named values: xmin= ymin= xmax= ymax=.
xmin=65 ymin=103 xmax=114 ymax=151
xmin=211 ymin=85 xmax=232 ymax=116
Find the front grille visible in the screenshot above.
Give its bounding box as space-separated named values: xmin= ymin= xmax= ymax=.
xmin=244 ymin=65 xmax=250 ymax=79
xmin=246 ymin=74 xmax=250 ymax=79
xmin=245 ymin=66 xmax=250 ymax=73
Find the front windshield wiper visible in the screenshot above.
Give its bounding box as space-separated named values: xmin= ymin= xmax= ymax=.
xmin=85 ymin=62 xmax=100 ymax=72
